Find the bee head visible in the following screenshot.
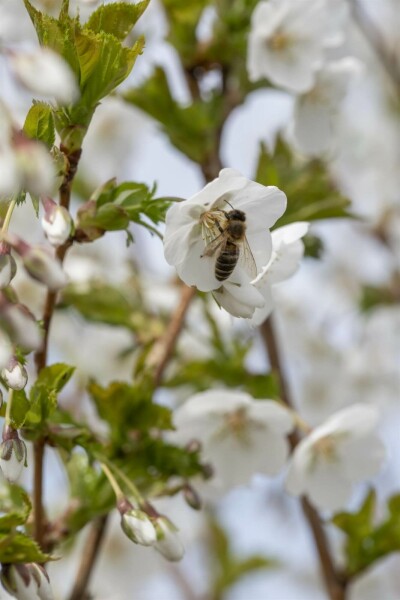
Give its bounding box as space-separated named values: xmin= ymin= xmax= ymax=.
xmin=227 ymin=209 xmax=246 ymax=222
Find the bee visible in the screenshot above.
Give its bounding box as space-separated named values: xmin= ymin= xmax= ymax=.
xmin=201 ymin=207 xmax=257 ymax=282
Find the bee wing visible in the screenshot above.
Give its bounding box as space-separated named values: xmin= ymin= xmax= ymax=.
xmin=201 ymin=212 xmax=228 ymax=257
xmin=201 ymin=231 xmax=227 ymax=257
xmin=238 ymin=235 xmax=258 ymax=280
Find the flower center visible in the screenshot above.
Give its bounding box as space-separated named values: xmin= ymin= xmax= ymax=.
xmin=267 ymin=31 xmax=292 ymax=51
xmin=314 ymin=435 xmax=337 ymax=461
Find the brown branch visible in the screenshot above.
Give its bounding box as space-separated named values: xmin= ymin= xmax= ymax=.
xmin=153 ymin=285 xmax=197 ymax=386
xmin=68 ymin=515 xmax=109 ymax=600
xmin=350 ymin=0 xmax=400 ymax=92
xmin=32 ymin=147 xmax=81 ymax=550
xmin=260 ymin=316 xmax=347 ymax=600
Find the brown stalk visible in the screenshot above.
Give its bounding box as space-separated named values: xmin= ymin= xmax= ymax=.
xmin=33 ymin=146 xmax=81 ymax=549
xmin=260 ymin=317 xmax=347 ymax=600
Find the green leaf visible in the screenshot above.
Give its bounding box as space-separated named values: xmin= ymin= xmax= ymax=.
xmin=23 ymin=0 xmax=147 ymax=150
xmin=85 ymin=1 xmax=150 ymax=40
xmin=332 ymin=489 xmax=400 ymax=576
xmin=255 ymin=139 xmax=354 ymax=227
xmin=0 ymin=532 xmax=52 ymax=563
xmin=25 ymin=363 xmax=75 ymax=428
xmin=9 ymin=390 xmax=30 ymax=430
xmin=88 ymin=381 xmax=173 ymax=444
xmin=122 ymin=67 xmax=223 ymax=163
xmin=23 ymin=103 xmax=55 ymax=148
xmin=0 ymin=486 xmax=32 ymax=531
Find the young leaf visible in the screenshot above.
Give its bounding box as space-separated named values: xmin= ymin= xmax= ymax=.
xmin=23 ymin=103 xmax=55 ymax=148
xmin=255 ymin=139 xmax=354 ymax=227
xmin=9 ymin=390 xmax=30 ymax=430
xmin=0 ymin=486 xmax=32 ymax=531
xmin=25 ymin=363 xmax=75 ymax=428
xmin=333 ymin=489 xmax=400 ymax=576
xmin=85 ymin=1 xmax=150 ymax=40
xmin=0 ymin=532 xmax=52 ymax=563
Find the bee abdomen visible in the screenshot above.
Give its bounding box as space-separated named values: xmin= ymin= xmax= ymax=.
xmin=215 ymin=243 xmax=239 ymax=282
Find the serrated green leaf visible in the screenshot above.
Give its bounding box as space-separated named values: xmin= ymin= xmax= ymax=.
xmin=0 ymin=532 xmax=52 ymax=563
xmin=85 ymin=1 xmax=150 ymax=40
xmin=9 ymin=390 xmax=30 ymax=430
xmin=23 ymin=103 xmax=55 ymax=148
xmin=25 ymin=363 xmax=75 ymax=428
xmin=0 ymin=486 xmax=32 ymax=531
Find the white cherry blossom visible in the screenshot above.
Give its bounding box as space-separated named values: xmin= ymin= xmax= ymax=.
xmin=153 ymin=516 xmax=185 ymax=562
xmin=163 ymin=168 xmax=286 ymax=318
xmin=250 ymin=222 xmax=309 ymax=326
xmin=9 ymin=48 xmax=79 ymax=105
xmin=1 ymin=562 xmax=53 ymax=600
xmin=247 ymin=0 xmax=348 ymax=93
xmin=173 ymin=390 xmax=294 ymax=490
xmin=286 ymin=404 xmax=386 ymax=511
xmin=293 ymin=58 xmax=363 ymax=156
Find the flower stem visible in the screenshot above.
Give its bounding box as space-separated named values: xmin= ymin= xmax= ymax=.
xmin=99 ymin=456 xmax=142 ymax=505
xmin=260 ymin=315 xmax=347 ymax=600
xmin=99 ymin=462 xmax=124 ymax=502
xmin=1 ymin=195 xmax=18 ymax=234
xmin=5 ymin=389 xmax=14 ymax=425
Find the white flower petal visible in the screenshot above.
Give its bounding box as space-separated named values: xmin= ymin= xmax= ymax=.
xmin=339 ymin=436 xmax=386 ymax=480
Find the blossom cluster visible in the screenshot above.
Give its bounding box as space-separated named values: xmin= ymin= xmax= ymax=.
xmin=247 ymin=0 xmax=362 ymax=155
xmin=172 ymin=390 xmax=385 ymax=512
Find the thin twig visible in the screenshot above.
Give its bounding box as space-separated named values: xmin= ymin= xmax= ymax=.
xmin=153 ymin=285 xmax=197 ymax=386
xmin=68 ymin=515 xmax=109 ymax=600
xmin=33 ymin=147 xmax=81 ymax=549
xmin=260 ymin=316 xmax=347 ymax=600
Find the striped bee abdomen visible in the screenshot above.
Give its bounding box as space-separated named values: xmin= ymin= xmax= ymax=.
xmin=215 ymin=241 xmax=240 ymax=281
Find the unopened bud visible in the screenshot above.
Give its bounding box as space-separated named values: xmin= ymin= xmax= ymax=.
xmin=183 ymin=484 xmax=202 ymax=510
xmin=0 ymin=425 xmax=27 ymax=482
xmin=1 ymin=562 xmax=54 ymax=600
xmin=7 ymin=234 xmax=68 ymax=291
xmin=9 ymin=47 xmax=79 ymax=106
xmin=0 ymin=300 xmax=41 ymax=351
xmin=14 ymin=135 xmax=55 ymax=196
xmin=2 ymin=357 xmax=28 ymax=390
xmin=185 ymin=439 xmax=202 ymax=454
xmin=0 ymin=242 xmax=17 ymax=289
xmin=153 ymin=516 xmax=184 ymax=562
xmin=0 ymin=332 xmax=12 ymax=371
xmin=41 ymin=197 xmax=73 ymax=247
xmin=118 ymin=498 xmax=157 ymax=547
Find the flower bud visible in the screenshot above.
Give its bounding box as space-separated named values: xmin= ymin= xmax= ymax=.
xmin=0 ymin=300 xmax=41 ymax=351
xmin=118 ymin=498 xmax=157 ymax=547
xmin=183 ymin=484 xmax=202 ymax=510
xmin=41 ymin=197 xmax=73 ymax=247
xmin=9 ymin=47 xmax=79 ymax=106
xmin=153 ymin=516 xmax=184 ymax=562
xmin=2 ymin=357 xmax=28 ymax=390
xmin=14 ymin=135 xmax=55 ymax=197
xmin=0 ymin=425 xmax=27 ymax=482
xmin=1 ymin=562 xmax=54 ymax=600
xmin=0 ymin=332 xmax=12 ymax=371
xmin=0 ymin=242 xmax=17 ymax=289
xmin=6 ymin=235 xmax=68 ymax=291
